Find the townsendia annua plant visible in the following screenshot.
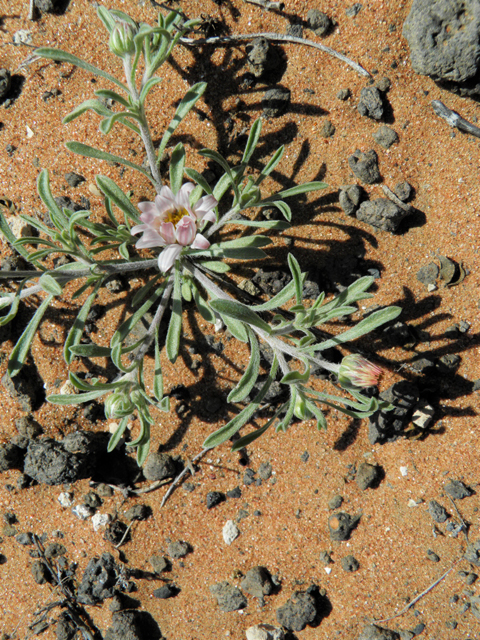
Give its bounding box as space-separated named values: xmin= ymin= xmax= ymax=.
xmin=0 ymin=7 xmax=401 ymax=465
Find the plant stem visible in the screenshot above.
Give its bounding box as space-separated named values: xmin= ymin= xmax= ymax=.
xmin=123 ymin=58 xmax=163 ymax=192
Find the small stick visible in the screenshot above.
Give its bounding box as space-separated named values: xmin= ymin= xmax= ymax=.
xmin=243 ymin=0 xmax=285 ymax=10
xmin=432 ymin=100 xmax=480 ymax=138
xmin=161 ymin=447 xmax=212 ymax=507
xmin=28 ymin=0 xmax=36 ymax=20
xmin=447 ymin=494 xmax=469 ymax=541
xmin=114 ymin=522 xmax=134 ymax=549
xmin=380 ymin=185 xmax=413 ymax=213
xmin=372 ymin=559 xmax=460 ymax=624
xmin=180 ymin=32 xmax=370 ymax=77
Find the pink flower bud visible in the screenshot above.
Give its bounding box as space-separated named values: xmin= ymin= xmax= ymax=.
xmin=338 ymin=354 xmax=383 ymax=388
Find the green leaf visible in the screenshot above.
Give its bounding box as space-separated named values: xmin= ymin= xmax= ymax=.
xmin=38 ymin=274 xmax=63 ymax=296
xmin=96 ymin=5 xmax=117 ymax=32
xmin=211 ymin=236 xmax=272 ymax=250
xmin=184 ymin=168 xmax=214 ymax=196
xmin=275 ymin=181 xmax=328 ymax=199
xmin=199 ymin=149 xmax=240 ymax=201
xmin=308 ymin=306 xmax=402 ymax=353
xmin=203 ymin=358 xmax=279 ymax=448
xmin=212 ymin=173 xmax=232 ymax=204
xmin=242 ymin=118 xmax=262 ymax=165
xmin=139 ymin=76 xmax=162 ymax=105
xmin=170 ymin=143 xmax=186 ymax=195
xmin=8 ymin=294 xmax=54 ymax=377
xmin=68 ymin=343 xmax=112 ymax=357
xmin=62 ymin=98 xmax=113 ymax=125
xmin=35 ymin=47 xmax=128 ymax=92
xmin=251 ymin=280 xmax=296 ymax=312
xmin=222 ymin=218 xmax=290 ymax=230
xmin=131 ymin=274 xmax=162 ymax=307
xmin=255 ymin=145 xmax=284 ymax=186
xmin=64 ymin=279 xmax=103 ymax=364
xmin=66 ymin=142 xmax=155 ymax=185
xmin=223 ymin=315 xmax=249 ymax=343
xmin=107 ymin=416 xmax=130 ymax=452
xmin=166 ymin=266 xmax=182 ymax=363
xmin=157 ymin=82 xmax=207 ymax=160
xmin=48 ymin=389 xmax=106 ymax=405
xmin=280 ymin=362 xmax=310 ymax=384
xmin=288 ymin=253 xmax=303 ymax=304
xmin=228 ymin=329 xmax=260 ymax=402
xmin=153 ymin=326 xmax=163 ymax=402
xmin=136 ymin=439 xmax=150 ymax=466
xmin=0 ymin=211 xmax=31 ymax=261
xmin=98 ymin=111 xmax=141 ymax=136
xmin=95 ymin=175 xmax=141 ymax=224
xmin=261 ymin=200 xmax=291 ymax=222
xmin=37 ymin=169 xmax=68 ymax=228
xmin=198 ymin=260 xmax=230 ymax=273
xmin=209 ymin=299 xmax=271 ymax=334
xmin=94 ymin=89 xmax=131 ymax=107
xmin=192 ymin=282 xmax=215 ymax=323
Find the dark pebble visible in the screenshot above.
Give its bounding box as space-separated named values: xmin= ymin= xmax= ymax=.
xmin=149 ymin=555 xmax=169 ymax=573
xmin=416 ymin=263 xmax=439 ymax=285
xmin=358 ymin=86 xmax=384 ymax=120
xmin=258 ymin=462 xmax=273 ymax=480
xmin=357 ymin=198 xmax=408 ymax=232
xmin=373 ymin=125 xmax=398 ymax=148
xmin=0 ymin=68 xmax=12 ymax=101
xmin=65 ymin=172 xmax=85 ymax=188
xmin=206 ymin=491 xmax=225 ymax=509
xmin=167 ymin=540 xmax=191 ymax=559
xmin=394 ymin=181 xmax=413 ymax=202
xmin=276 ymin=588 xmax=318 ymax=631
xmin=143 ymin=452 xmax=176 ymax=481
xmin=210 ymin=581 xmax=247 ymax=612
xmin=262 ymin=87 xmax=291 ymax=118
xmin=328 ymin=512 xmax=356 ymax=541
xmin=348 ymin=149 xmax=381 ymax=184
xmin=426 ymin=549 xmax=440 ymax=562
xmin=427 ymin=500 xmax=448 ymax=523
xmin=125 ymin=504 xmax=151 ymax=521
xmin=445 ymin=480 xmax=472 ymax=500
xmin=227 ymin=486 xmax=242 ymax=499
xmin=31 ymin=560 xmax=50 ymax=584
xmin=340 ymin=555 xmax=359 ymax=572
xmin=153 ymin=584 xmax=178 ymax=599
xmin=104 ymin=521 xmax=129 ymax=546
xmin=356 ymin=462 xmax=381 ymax=490
xmin=328 ymin=495 xmax=343 ymax=510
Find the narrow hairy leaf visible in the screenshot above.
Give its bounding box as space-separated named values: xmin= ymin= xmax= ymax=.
xmin=209 ymin=299 xmax=271 ymax=334
xmin=107 ymin=416 xmax=130 ymax=452
xmin=170 ymin=143 xmax=186 ymax=195
xmin=184 ymin=168 xmax=214 ymax=196
xmin=37 ymin=170 xmax=68 ymax=227
xmin=35 ymin=47 xmax=128 ymax=92
xmin=222 ymin=218 xmax=290 ymax=230
xmin=276 ymin=181 xmax=327 ymax=198
xmin=242 ymin=118 xmax=262 ymax=165
xmin=255 ymin=145 xmax=285 ymax=186
xmin=157 ymin=82 xmax=207 ymax=160
xmin=48 ymin=389 xmax=106 ymax=405
xmin=38 ymin=274 xmax=63 ymax=296
xmin=251 ymin=280 xmax=295 ymax=312
xmin=139 ymin=76 xmax=162 ymax=104
xmin=95 ymin=175 xmax=141 ymax=224
xmin=67 ymin=142 xmax=154 ymax=184
xmin=64 ymin=279 xmax=103 ymax=364
xmin=228 ymin=329 xmax=260 ymax=402
xmin=153 ymin=326 xmax=163 ymax=402
xmin=222 ymin=315 xmax=249 ymax=343
xmin=166 ymin=265 xmax=182 ymax=363
xmin=202 ymin=358 xmax=279 ymax=448
xmin=288 ymin=253 xmax=303 ymax=304
xmin=308 ymin=306 xmax=402 ymax=352
xmin=68 ymin=344 xmax=112 ymax=357
xmin=198 ymin=261 xmax=230 ymax=273
xmin=8 ymin=294 xmax=54 ymax=377
xmin=63 ymin=98 xmax=113 ymax=124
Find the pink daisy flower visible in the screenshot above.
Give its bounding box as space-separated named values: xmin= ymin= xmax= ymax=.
xmin=131 ymin=183 xmax=217 ymax=272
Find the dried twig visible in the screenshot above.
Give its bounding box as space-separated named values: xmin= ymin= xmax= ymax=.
xmin=381 ymin=185 xmax=413 ymax=213
xmin=371 ymin=559 xmax=461 ymax=624
xmin=161 ymin=447 xmax=212 ymax=507
xmin=432 ymin=100 xmax=480 ymax=138
xmin=243 ymin=0 xmax=285 ymax=10
xmin=114 ymin=521 xmax=134 ymax=549
xmin=28 ymin=0 xmax=36 ymax=20
xmin=447 ymin=494 xmax=469 ymax=542
xmin=180 ymin=32 xmax=370 ymax=77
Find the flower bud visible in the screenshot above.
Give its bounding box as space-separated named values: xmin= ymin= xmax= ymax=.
xmin=105 ymin=389 xmax=134 ymax=419
xmin=293 ymin=392 xmax=313 ymax=421
xmin=338 ymin=354 xmax=382 ymax=388
xmin=109 ymin=22 xmax=136 ymax=58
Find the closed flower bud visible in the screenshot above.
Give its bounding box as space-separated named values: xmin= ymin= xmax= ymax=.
xmin=293 ymin=392 xmax=313 ymax=421
xmin=338 ymin=354 xmax=382 ymax=388
xmin=105 ymin=389 xmax=134 ymax=419
xmin=109 ymin=22 xmax=136 ymax=58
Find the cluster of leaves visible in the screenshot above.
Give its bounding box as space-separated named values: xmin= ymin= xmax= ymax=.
xmin=0 ymin=6 xmax=400 ymax=464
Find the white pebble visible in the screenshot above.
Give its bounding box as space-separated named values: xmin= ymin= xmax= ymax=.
xmin=72 ymin=504 xmax=93 ymax=520
xmin=222 ymin=520 xmax=240 ymax=545
xmin=400 ymin=466 xmax=408 ymax=477
xmin=92 ymin=513 xmax=111 ymax=532
xmin=246 ymin=624 xmax=285 ymax=640
xmin=58 ymin=492 xmax=73 ymax=507
xmin=324 ymin=566 xmax=332 ymax=574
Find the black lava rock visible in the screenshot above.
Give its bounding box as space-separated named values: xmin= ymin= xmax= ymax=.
xmin=358 ymin=87 xmax=384 ymax=120
xmin=394 ymin=181 xmax=413 ymax=201
xmin=368 ymin=381 xmax=419 ymax=444
xmin=428 ymin=500 xmax=449 ymax=524
xmin=356 ymin=462 xmax=382 ymax=490
xmin=206 ymin=491 xmax=225 ymax=509
xmin=210 ymin=581 xmax=247 ymax=612
xmin=403 ymin=0 xmax=480 ymax=97
xmin=373 ymin=125 xmax=398 ymax=148
xmin=65 ymin=172 xmax=85 ymax=188
xmin=143 ymin=452 xmax=176 ymax=481
xmin=2 ymin=366 xmax=44 ymax=412
xmin=56 ymin=611 xmax=78 ymax=640
xmin=276 ymin=589 xmax=317 ymax=631
xmin=357 ymin=198 xmax=409 ymax=232
xmin=262 ymin=87 xmax=291 ymax=118
xmin=307 ymin=9 xmax=333 ymax=36
xmin=241 ymin=566 xmax=274 ymax=600
xmin=77 ymin=553 xmax=120 ymax=605
xmin=357 ymin=625 xmax=401 ymax=640
xmin=153 ymin=584 xmax=178 ymax=599
xmin=104 ymin=521 xmax=130 ymax=546
xmin=167 ymin=540 xmax=191 ymax=559
xmin=340 ymin=555 xmax=360 ymax=572
xmin=444 ymin=480 xmax=473 ymax=500
xmin=328 ymin=512 xmax=357 ymax=541
xmin=105 ymin=611 xmax=161 ymax=640
xmin=31 ymin=560 xmax=50 ymax=584
xmin=339 ymin=184 xmax=364 ymax=215
xmin=466 ymin=540 xmax=480 ymax=566
xmin=348 ymin=149 xmax=381 ymax=184
xmin=125 ymin=504 xmax=151 ymax=521
xmin=246 ymin=37 xmax=282 ymax=78
xmin=24 ymin=438 xmax=91 ymax=485
xmin=0 ymin=69 xmax=12 ymax=101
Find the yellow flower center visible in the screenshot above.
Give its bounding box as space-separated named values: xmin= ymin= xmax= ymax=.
xmin=165 ymin=206 xmax=189 ymax=227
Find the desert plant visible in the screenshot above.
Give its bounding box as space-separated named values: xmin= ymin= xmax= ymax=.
xmin=0 ymin=6 xmax=400 ymax=464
